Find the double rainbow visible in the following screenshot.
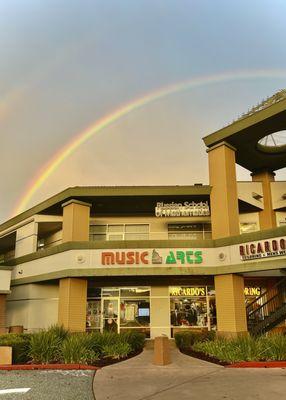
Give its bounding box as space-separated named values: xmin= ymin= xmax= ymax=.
xmin=13 ymin=69 xmax=286 ymax=216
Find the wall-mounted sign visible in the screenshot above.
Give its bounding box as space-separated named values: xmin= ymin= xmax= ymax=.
xmin=239 ymin=238 xmax=286 ymax=261
xmin=170 ymin=286 xmax=206 ymax=296
xmin=155 ymin=201 xmax=210 ymax=217
xmin=244 ymin=287 xmax=261 ymax=296
xmin=101 ymin=249 xmax=203 ymax=266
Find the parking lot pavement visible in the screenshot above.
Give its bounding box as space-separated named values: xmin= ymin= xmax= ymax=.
xmin=0 ymin=370 xmax=95 ymax=400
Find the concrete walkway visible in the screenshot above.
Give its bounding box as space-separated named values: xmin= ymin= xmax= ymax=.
xmin=93 ymin=347 xmax=286 ymax=400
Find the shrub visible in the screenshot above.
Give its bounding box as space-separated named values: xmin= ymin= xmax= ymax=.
xmin=47 ymin=324 xmax=69 ymax=341
xmin=119 ymin=331 xmax=146 ymax=352
xmin=102 ymin=342 xmax=132 ymax=359
xmin=61 ymin=333 xmax=99 ymax=365
xmin=0 ymin=333 xmax=31 ymax=364
xmin=192 ymin=335 xmax=286 ymax=363
xmin=28 ymin=331 xmax=62 ymax=364
xmin=258 ymin=334 xmax=286 ymax=361
xmin=175 ymin=330 xmax=214 ymax=349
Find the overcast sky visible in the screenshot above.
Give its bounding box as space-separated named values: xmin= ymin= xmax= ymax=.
xmin=1 ymin=0 xmax=286 ymax=223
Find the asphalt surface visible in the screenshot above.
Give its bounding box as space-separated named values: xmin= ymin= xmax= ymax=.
xmin=0 ymin=370 xmax=95 ymax=400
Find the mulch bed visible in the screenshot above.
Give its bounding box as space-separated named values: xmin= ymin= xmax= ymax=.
xmin=92 ymin=349 xmax=142 ymax=367
xmin=179 ymin=347 xmax=230 ymax=366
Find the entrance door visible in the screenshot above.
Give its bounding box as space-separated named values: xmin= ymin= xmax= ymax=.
xmin=102 ymin=298 xmax=119 ymax=333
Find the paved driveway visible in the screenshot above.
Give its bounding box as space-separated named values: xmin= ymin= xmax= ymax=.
xmin=93 ymin=348 xmax=286 ymax=400
xmin=0 ymin=370 xmax=95 ymax=400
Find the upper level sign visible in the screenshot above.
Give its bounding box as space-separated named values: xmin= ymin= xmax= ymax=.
xmin=155 ymin=201 xmax=210 ymax=217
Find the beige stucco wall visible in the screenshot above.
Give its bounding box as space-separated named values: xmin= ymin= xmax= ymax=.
xmin=6 ymin=283 xmax=59 ymax=331
xmin=239 ymin=212 xmax=260 ymax=233
xmin=15 ymin=221 xmax=38 ymax=258
xmin=271 ymin=181 xmax=286 ymax=210
xmin=150 ymin=286 xmax=170 ymax=338
xmin=237 ymin=182 xmax=263 ymax=209
xmin=276 ymin=212 xmax=286 ymax=227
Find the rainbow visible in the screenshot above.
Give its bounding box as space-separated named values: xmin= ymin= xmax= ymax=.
xmin=12 ymin=69 xmax=286 ymax=216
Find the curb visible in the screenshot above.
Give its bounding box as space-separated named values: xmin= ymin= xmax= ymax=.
xmin=0 ymin=364 xmax=100 ymax=371
xmin=226 ymin=361 xmax=286 ymax=368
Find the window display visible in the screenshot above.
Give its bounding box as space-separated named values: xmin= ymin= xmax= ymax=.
xmin=170 ymin=286 xmax=216 ymax=337
xmin=86 ymin=286 xmax=150 ymax=336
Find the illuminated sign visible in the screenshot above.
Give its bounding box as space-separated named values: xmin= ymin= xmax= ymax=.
xmin=240 ymin=238 xmax=286 ymax=261
xmin=244 ymin=287 xmax=261 ymax=296
xmin=170 ymin=286 xmax=206 ymax=296
xmin=155 ymin=201 xmax=210 ymax=217
xmin=101 ymin=249 xmax=203 ymax=266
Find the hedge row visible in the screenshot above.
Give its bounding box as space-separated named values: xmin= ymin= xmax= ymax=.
xmin=0 ymin=325 xmax=145 ymax=365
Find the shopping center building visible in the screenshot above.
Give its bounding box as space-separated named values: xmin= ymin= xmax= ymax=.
xmin=1 ymin=91 xmax=286 ymax=338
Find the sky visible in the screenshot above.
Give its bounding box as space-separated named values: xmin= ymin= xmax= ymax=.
xmin=1 ymin=0 xmax=286 ymax=223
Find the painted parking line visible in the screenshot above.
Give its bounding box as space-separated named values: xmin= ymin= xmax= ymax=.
xmin=0 ymin=388 xmax=31 ymax=395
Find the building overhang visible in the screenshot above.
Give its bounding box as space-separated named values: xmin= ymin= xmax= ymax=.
xmin=203 ymin=95 xmax=286 ymax=172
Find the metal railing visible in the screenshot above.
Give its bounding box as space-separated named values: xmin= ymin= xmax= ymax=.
xmin=246 ymin=277 xmax=286 ymax=335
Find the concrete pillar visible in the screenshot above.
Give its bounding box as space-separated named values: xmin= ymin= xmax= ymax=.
xmin=15 ymin=221 xmax=38 ymax=257
xmin=62 ymin=199 xmax=91 ymax=243
xmin=58 ymin=278 xmax=87 ymax=332
xmin=252 ymin=170 xmax=276 ymax=230
xmin=0 ymin=294 xmax=7 ymax=334
xmin=215 ymin=274 xmax=248 ymax=337
xmin=208 ymin=142 xmax=240 ymax=239
xmin=150 ymin=287 xmax=170 ymax=338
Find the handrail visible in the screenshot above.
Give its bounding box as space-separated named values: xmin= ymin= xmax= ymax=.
xmin=246 ymin=276 xmax=286 ymax=312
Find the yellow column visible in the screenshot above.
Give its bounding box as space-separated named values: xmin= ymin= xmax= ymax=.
xmin=208 ymin=142 xmax=240 ymax=239
xmin=58 ymin=278 xmax=87 ymax=332
xmin=252 ymin=170 xmax=276 ymax=230
xmin=62 ymin=199 xmax=91 ymax=242
xmin=150 ymin=287 xmax=171 ymax=338
xmin=215 ymin=274 xmax=247 ymax=337
xmin=0 ymin=294 xmax=6 ymax=334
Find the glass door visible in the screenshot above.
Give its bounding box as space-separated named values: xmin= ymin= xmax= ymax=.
xmin=102 ymin=298 xmax=119 ymax=333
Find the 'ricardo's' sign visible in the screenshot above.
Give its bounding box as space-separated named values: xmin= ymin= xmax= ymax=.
xmin=239 ymin=238 xmax=286 ymax=261
xmin=101 ymin=249 xmax=203 ymax=266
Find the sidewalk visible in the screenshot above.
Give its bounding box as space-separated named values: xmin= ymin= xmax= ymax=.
xmin=93 ymin=346 xmax=286 ymax=400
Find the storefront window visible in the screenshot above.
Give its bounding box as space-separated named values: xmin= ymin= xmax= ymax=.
xmin=168 ymin=223 xmax=212 ymax=240
xmin=170 ymin=286 xmax=216 ymax=337
xmin=86 ymin=286 xmax=150 ymax=337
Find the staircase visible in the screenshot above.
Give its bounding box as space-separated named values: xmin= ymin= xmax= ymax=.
xmin=246 ymin=277 xmax=286 ymax=336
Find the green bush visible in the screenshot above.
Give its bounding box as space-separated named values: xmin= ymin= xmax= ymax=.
xmin=258 ymin=334 xmax=286 ymax=361
xmin=28 ymin=331 xmax=62 ymax=364
xmin=61 ymin=333 xmax=99 ymax=364
xmin=175 ymin=330 xmax=214 ymax=349
xmin=192 ymin=334 xmax=286 ymax=363
xmin=119 ymin=331 xmax=146 ymax=352
xmin=47 ymin=324 xmax=69 ymax=341
xmin=102 ymin=342 xmax=131 ymax=359
xmin=0 ymin=333 xmax=31 ymax=364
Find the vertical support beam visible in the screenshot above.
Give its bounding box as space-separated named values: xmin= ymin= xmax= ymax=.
xmin=150 ymin=287 xmax=170 ymax=338
xmin=252 ymin=169 xmax=276 ymax=230
xmin=215 ymin=274 xmax=247 ymax=337
xmin=0 ymin=294 xmax=7 ymax=334
xmin=208 ymin=142 xmax=240 ymax=239
xmin=62 ymin=199 xmax=91 ymax=243
xmin=58 ymin=278 xmax=87 ymax=332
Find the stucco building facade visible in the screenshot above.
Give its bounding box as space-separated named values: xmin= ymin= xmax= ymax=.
xmin=1 ymin=91 xmax=286 ymax=338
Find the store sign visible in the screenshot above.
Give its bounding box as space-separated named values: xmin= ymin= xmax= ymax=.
xmin=244 ymin=287 xmax=261 ymax=296
xmin=170 ymin=286 xmax=206 ymax=296
xmin=155 ymin=201 xmax=210 ymax=217
xmin=101 ymin=249 xmax=203 ymax=266
xmin=239 ymin=238 xmax=286 ymax=261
